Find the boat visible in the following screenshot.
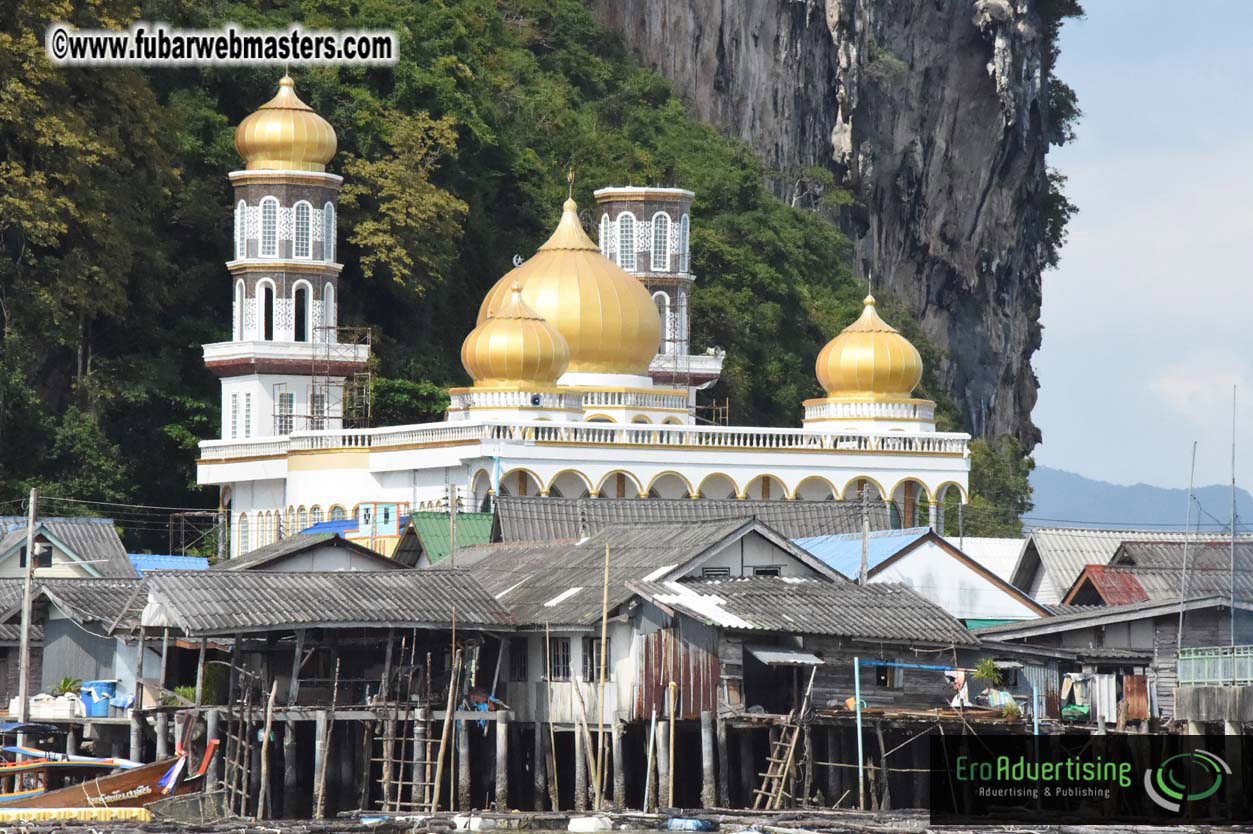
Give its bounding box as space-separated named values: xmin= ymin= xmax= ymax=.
xmin=0 ymin=747 xmax=141 ymax=804
xmin=4 ymin=739 xmax=217 ymax=809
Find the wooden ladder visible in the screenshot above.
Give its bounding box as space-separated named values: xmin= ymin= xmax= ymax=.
xmin=752 ymin=666 xmax=818 ymax=810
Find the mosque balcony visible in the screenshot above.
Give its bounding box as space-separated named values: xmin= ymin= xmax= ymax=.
xmin=803 ymin=399 xmax=935 ymax=423
xmin=580 ymin=389 xmax=688 ymax=410
xmin=447 ymin=389 xmax=585 ymax=417
xmin=648 ymin=350 xmax=724 ymax=384
xmin=203 ymin=339 xmax=369 ymax=377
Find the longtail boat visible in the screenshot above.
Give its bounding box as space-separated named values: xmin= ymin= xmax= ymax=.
xmin=0 ymin=747 xmax=141 ymax=804
xmin=4 ymin=739 xmax=218 ymax=809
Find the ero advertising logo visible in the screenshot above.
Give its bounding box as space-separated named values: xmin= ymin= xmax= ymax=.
xmin=1143 ymin=749 xmax=1231 ymax=812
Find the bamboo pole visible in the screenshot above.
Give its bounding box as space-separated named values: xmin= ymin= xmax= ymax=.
xmin=643 ymin=708 xmax=657 ymax=812
xmin=257 ymin=680 xmax=279 ymax=819
xmin=430 ymin=648 xmax=461 ymax=812
xmin=668 ymin=681 xmax=677 ymax=808
xmin=594 ymin=542 xmax=610 ymax=810
xmin=313 ymin=658 xmax=340 ymax=820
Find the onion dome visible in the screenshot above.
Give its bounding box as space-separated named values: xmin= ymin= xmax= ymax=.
xmin=235 ymin=76 xmax=337 ymax=172
xmin=476 ymin=198 xmax=660 ymax=375
xmin=815 ymin=295 xmax=923 ymax=398
xmin=461 ymin=283 xmax=570 ymax=387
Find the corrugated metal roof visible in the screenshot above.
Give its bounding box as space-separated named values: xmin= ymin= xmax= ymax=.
xmin=127 ymin=554 xmax=209 ymax=576
xmin=630 ymin=577 xmax=978 ymax=646
xmin=949 ymin=537 xmax=1027 ymax=583
xmin=406 ymin=512 xmax=494 ymax=564
xmin=1015 ymin=528 xmax=1253 ymax=604
xmin=142 ymin=570 xmax=513 ymax=636
xmin=214 ymin=533 xmax=403 ymax=571
xmin=747 ymin=646 xmax=824 ymax=666
xmin=35 ymin=579 xmax=144 ymax=628
xmin=443 ymin=518 xmax=764 ymax=626
xmin=495 ymin=496 xmax=889 ymax=542
xmin=792 ymin=528 xmax=931 ymax=578
xmin=0 ymin=517 xmax=137 ymax=578
xmin=302 ymin=520 xmax=359 ymax=535
xmin=971 ymin=594 xmax=1234 ymax=639
xmin=1066 ymin=542 xmax=1253 ymax=605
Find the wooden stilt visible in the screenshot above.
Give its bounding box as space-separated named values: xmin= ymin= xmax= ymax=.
xmin=825 ymin=727 xmax=840 ymax=806
xmin=700 ymin=710 xmax=716 ymax=808
xmin=611 ymin=721 xmax=624 ymax=811
xmin=206 ymin=708 xmax=221 ymax=785
xmin=257 ymin=680 xmax=278 ymax=819
xmin=737 ymin=727 xmax=754 ymax=807
xmin=574 ymin=727 xmax=587 ymax=811
xmin=654 ymin=716 xmax=670 ymax=810
xmin=312 ymin=710 xmax=328 ymax=819
xmin=495 ymin=710 xmax=510 ymax=809
xmin=716 ymin=716 xmax=729 ymax=807
xmin=457 ymin=716 xmax=471 ymax=811
xmin=283 ymin=629 xmax=305 ymax=818
xmin=533 ymin=721 xmax=547 ymax=810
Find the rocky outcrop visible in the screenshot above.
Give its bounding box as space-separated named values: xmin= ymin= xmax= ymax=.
xmin=588 ymin=0 xmax=1056 ymax=447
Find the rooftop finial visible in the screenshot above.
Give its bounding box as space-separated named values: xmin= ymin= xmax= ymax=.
xmin=567 ymin=166 xmax=575 ymax=199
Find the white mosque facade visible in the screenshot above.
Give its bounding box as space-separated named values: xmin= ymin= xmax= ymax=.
xmin=198 ymin=78 xmax=971 ymax=557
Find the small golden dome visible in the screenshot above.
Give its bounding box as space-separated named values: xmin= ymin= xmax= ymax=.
xmin=235 ymin=76 xmax=337 ymax=172
xmin=815 ymin=295 xmax=923 ymax=398
xmin=476 ymin=198 xmax=660 ymax=375
xmin=462 ymin=283 xmax=570 ymax=387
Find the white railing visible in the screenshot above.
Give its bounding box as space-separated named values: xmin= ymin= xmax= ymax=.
xmin=200 ymin=419 xmax=969 ymax=460
xmin=1178 ymin=645 xmax=1253 ymax=686
xmin=448 ymin=390 xmax=582 ymax=411
xmin=804 ymin=400 xmax=935 ymax=422
xmin=581 ymin=390 xmax=687 ymax=410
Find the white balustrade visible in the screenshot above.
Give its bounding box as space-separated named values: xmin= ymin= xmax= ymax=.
xmin=804 ymin=400 xmax=935 ymax=421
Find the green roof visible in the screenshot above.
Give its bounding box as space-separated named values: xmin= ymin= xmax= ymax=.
xmin=409 ymin=511 xmax=494 ymax=564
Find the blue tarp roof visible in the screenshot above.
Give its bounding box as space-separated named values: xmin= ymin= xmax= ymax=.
xmin=302 ymin=520 xmax=359 ymax=535
xmin=792 ymin=527 xmax=931 ymax=579
xmin=127 ymin=553 xmax=210 ymax=575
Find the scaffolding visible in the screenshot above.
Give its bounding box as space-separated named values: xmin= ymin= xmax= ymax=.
xmin=311 ymin=325 xmax=372 ymax=431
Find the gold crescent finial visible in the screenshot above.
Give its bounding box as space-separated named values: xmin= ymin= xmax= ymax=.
xmin=567 ymin=166 xmax=575 ymax=199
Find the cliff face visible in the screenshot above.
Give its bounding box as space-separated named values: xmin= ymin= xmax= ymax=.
xmin=588 ymin=0 xmax=1054 ymax=447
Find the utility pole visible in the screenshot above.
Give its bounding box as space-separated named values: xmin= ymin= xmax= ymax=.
xmin=859 ymin=483 xmax=869 ymax=585
xmin=17 ymin=488 xmax=37 ymax=726
xmin=1231 ymin=386 xmax=1238 ymax=665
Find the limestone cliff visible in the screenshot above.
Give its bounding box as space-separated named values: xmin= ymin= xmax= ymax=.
xmin=588 ymin=0 xmax=1065 ymax=447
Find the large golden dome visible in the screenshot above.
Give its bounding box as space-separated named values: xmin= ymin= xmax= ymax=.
xmin=235 ymin=76 xmax=337 ymax=172
xmin=462 ymin=284 xmax=570 ymax=387
xmin=477 ymin=198 xmax=660 ymax=375
xmin=815 ymin=295 xmax=923 ymax=398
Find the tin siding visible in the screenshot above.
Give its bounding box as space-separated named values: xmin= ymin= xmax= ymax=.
xmin=39 ymin=618 xmax=116 ymax=692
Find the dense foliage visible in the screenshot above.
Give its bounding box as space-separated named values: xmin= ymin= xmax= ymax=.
xmin=1 ymin=0 xmax=1046 ymax=545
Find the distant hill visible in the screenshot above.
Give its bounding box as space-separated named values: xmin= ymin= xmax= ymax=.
xmin=1029 ymin=467 xmax=1253 ymax=531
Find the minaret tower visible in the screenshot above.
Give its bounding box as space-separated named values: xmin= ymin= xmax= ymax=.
xmin=203 ymin=76 xmax=368 ymax=440
xmin=592 ymin=187 xmax=723 ymax=395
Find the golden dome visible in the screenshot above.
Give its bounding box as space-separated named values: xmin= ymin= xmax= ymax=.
xmin=235 ymin=76 xmax=337 ymax=172
xmin=476 ymin=198 xmax=660 ymax=375
xmin=462 ymin=283 xmax=570 ymax=387
xmin=815 ymin=295 xmax=923 ymax=398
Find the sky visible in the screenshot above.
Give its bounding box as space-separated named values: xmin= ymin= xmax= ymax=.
xmin=1035 ymin=1 xmax=1253 ymax=489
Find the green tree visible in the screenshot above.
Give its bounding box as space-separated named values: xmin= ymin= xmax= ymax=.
xmin=947 ymin=435 xmax=1036 ymax=537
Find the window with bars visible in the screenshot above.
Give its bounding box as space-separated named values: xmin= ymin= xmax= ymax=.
xmin=294 ymin=202 xmax=312 ymax=258
xmin=244 ymin=394 xmax=252 ymax=438
xmin=238 ymin=514 xmax=249 ymax=555
xmin=323 ymin=203 xmax=335 ymax=262
xmin=297 ymin=507 xmax=308 ymax=531
xmin=310 ymin=391 xmax=327 ymax=430
xmin=679 ymin=214 xmax=690 ymax=272
xmin=277 ymin=392 xmax=294 ymax=434
xmin=330 ymin=505 xmax=347 ymax=521
xmin=599 ymin=214 xmax=612 ymax=259
xmin=311 ymin=506 xmax=323 ymax=524
xmin=548 ymin=637 xmax=571 ymax=680
xmin=582 ymin=637 xmax=611 ymax=681
xmin=651 ymin=213 xmax=670 ymax=271
xmin=235 ymin=201 xmax=247 ymax=259
xmin=617 ymin=213 xmax=635 ymax=270
xmin=230 ymin=393 xmax=239 ymax=439
xmin=234 ymin=281 xmax=244 ymax=339
xmin=509 ymin=637 xmax=529 ymax=681
xmin=260 ymin=198 xmax=278 ymax=257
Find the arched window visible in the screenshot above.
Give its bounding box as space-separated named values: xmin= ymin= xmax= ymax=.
xmin=233 ymin=280 xmax=244 ymax=339
xmin=679 ymin=214 xmax=690 ymax=272
xmin=617 ymin=213 xmax=636 ymax=271
xmin=651 ymin=212 xmax=670 ymax=272
xmin=599 ymin=214 xmax=612 ymax=259
xmin=235 ymin=201 xmax=247 ymax=259
xmin=237 ymin=513 xmax=249 ymax=556
xmin=310 ymin=505 xmax=323 ymax=524
xmin=297 ymin=506 xmax=308 ymax=531
xmin=653 ymin=291 xmax=671 ymax=351
xmin=293 ymin=201 xmax=312 ymax=259
xmin=293 ymin=283 xmax=310 ymax=342
xmin=329 ymin=505 xmax=347 ymax=521
xmin=323 ymin=203 xmax=335 ymax=262
xmin=258 ymin=281 xmax=275 ymax=341
xmin=260 ymin=197 xmax=278 ymax=257
xmin=322 ymin=282 xmax=335 ymax=333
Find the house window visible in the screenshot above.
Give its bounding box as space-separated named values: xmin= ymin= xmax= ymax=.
xmin=260 ymin=197 xmax=278 ymax=257
xmin=293 ymin=202 xmax=312 ymax=259
xmin=323 ymin=203 xmax=335 ymax=262
xmin=277 ymin=392 xmax=294 ymax=434
xmin=230 ymin=393 xmax=239 ymax=439
xmin=244 ymin=394 xmax=252 ymax=438
xmin=582 ymin=637 xmax=610 ymax=681
xmin=651 ymin=212 xmax=669 ymax=271
xmin=617 ymin=214 xmax=635 ymax=270
xmin=548 ymin=637 xmax=571 ymax=680
xmin=235 ymin=201 xmax=246 ymax=259
xmin=875 ymin=661 xmax=901 ymax=688
xmin=679 ymin=214 xmax=690 ymax=272
xmin=310 ymin=506 xmax=323 ymax=524
xmin=701 ymin=567 xmax=730 ymax=578
xmin=599 ymin=214 xmax=612 ymax=259
xmin=509 ymin=637 xmax=529 ymax=681
xmin=329 ymin=505 xmax=347 ymax=521
xmin=310 ymin=391 xmax=326 ymax=430
xmin=238 ymin=514 xmax=249 ymax=555
xmin=753 ymin=566 xmax=781 ymax=577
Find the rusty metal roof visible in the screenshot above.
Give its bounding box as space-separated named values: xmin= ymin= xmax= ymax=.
xmin=139 ymin=570 xmax=513 ymax=636
xmin=495 ymin=496 xmax=888 ymax=542
xmin=629 ymin=577 xmax=978 ymax=646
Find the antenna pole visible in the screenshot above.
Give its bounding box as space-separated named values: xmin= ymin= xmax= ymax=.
xmin=17 ymin=488 xmax=36 ymax=727
xmin=1176 ymin=442 xmax=1197 ymax=652
xmin=1231 ymin=386 xmax=1238 ymax=663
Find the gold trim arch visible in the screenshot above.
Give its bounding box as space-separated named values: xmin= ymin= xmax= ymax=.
xmin=697 ymin=473 xmax=739 ymax=500
xmin=646 ymin=471 xmax=694 ymax=499
xmin=547 ymin=469 xmax=593 ymax=499
xmin=793 ymin=476 xmax=838 ymax=501
xmin=596 ymin=471 xmax=644 ymax=499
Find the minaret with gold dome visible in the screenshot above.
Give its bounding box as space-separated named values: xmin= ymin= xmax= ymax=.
xmin=203 ymin=75 xmax=368 ymax=445
xmin=802 ymin=295 xmax=936 ymax=432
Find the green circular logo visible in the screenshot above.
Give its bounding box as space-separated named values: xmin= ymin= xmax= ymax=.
xmin=1144 ymin=750 xmax=1231 ymax=812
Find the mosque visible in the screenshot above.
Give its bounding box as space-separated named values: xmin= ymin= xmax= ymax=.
xmin=197 ymin=77 xmax=971 ymax=557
